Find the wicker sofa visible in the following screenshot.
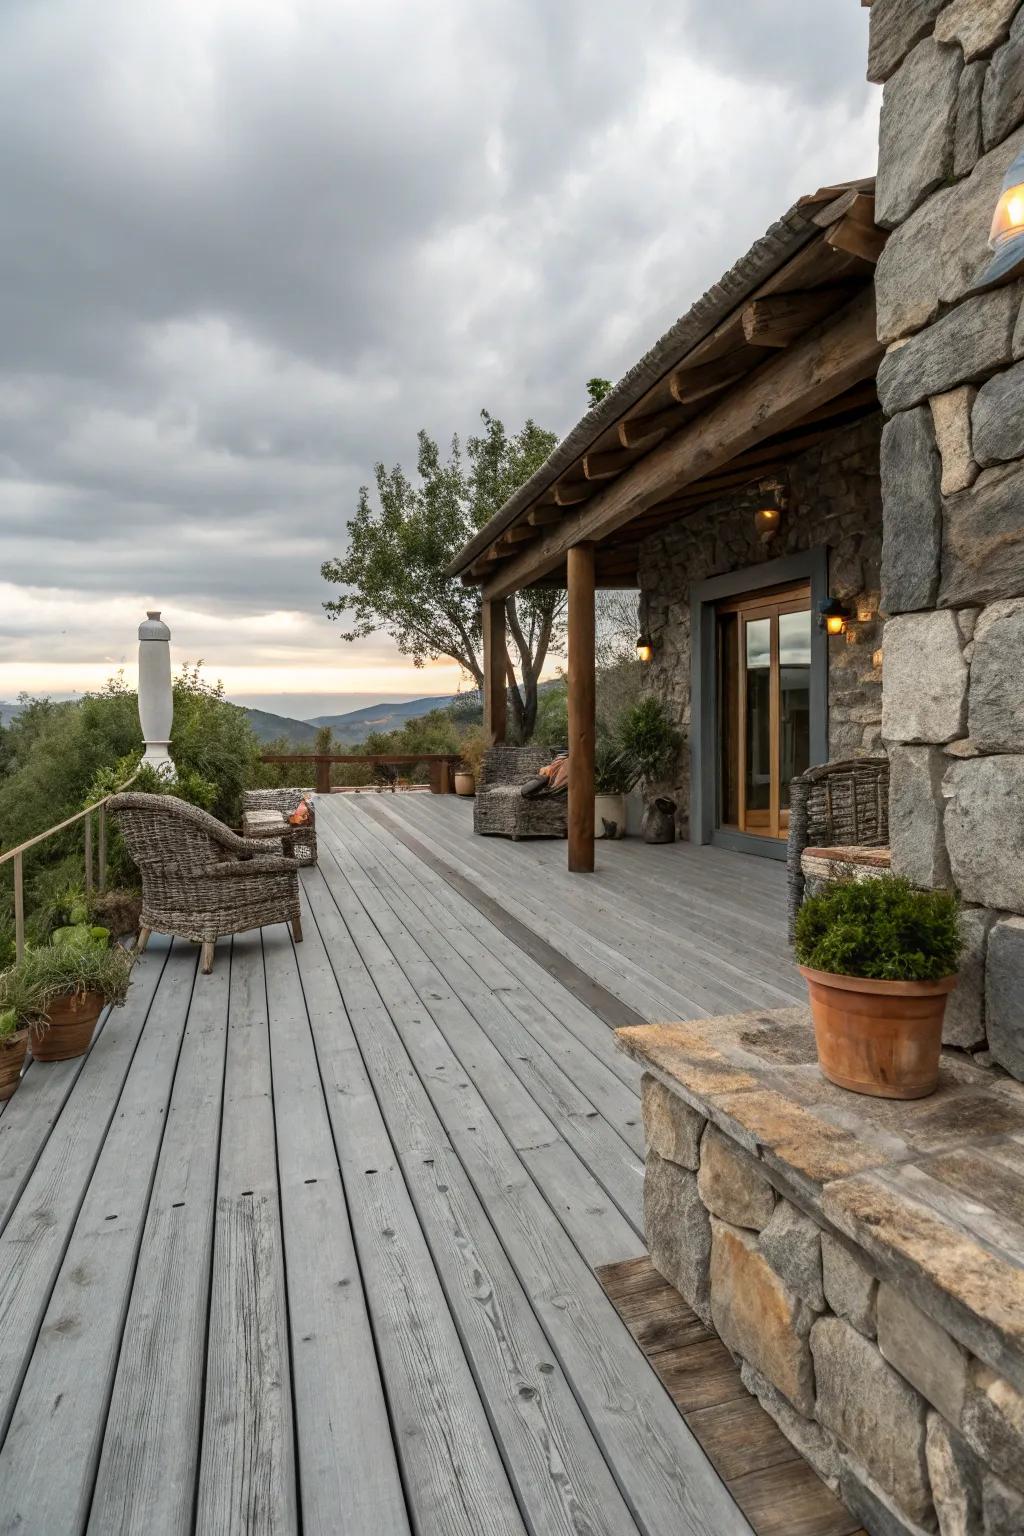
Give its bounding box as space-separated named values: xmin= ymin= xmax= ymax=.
xmin=110 ymin=791 xmax=302 ymax=973
xmin=473 ymin=746 xmax=567 ymax=840
xmin=785 ymin=757 xmax=890 ymax=939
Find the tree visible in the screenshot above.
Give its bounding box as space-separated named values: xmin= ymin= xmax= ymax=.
xmin=586 ymin=377 xmax=613 ymax=407
xmin=322 ymin=411 xmax=565 ymax=741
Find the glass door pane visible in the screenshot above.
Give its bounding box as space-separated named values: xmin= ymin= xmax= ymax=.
xmin=779 ymin=608 xmax=812 ymax=813
xmin=743 ymin=616 xmax=772 ymax=828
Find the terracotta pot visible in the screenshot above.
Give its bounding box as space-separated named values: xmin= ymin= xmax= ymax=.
xmin=595 ymin=793 xmax=627 ymax=839
xmin=0 ymin=1030 xmax=29 ymax=1100
xmin=799 ymin=965 xmax=957 ymax=1100
xmin=454 ymin=772 xmax=476 ymax=797
xmin=30 ymin=989 xmax=104 ymax=1063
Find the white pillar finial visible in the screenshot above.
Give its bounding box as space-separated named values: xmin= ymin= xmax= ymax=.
xmin=138 ymin=610 xmax=175 ymax=777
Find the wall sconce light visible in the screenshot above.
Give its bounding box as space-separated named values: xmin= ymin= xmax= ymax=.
xmin=970 ymin=144 xmax=1024 ymax=291
xmin=636 ymin=634 xmax=654 ymax=663
xmin=754 ymin=506 xmax=782 ymax=543
xmin=817 ymin=598 xmax=850 ymax=637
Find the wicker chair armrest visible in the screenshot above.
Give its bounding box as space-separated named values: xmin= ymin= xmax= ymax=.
xmin=205 ymin=855 xmax=299 ymax=879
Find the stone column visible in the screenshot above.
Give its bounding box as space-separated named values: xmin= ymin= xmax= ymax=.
xmin=138 ymin=610 xmax=174 ymax=777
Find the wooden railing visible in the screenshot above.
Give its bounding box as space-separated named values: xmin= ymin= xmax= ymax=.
xmin=259 ymin=753 xmax=462 ymax=796
xmin=0 ymin=771 xmax=140 ymax=962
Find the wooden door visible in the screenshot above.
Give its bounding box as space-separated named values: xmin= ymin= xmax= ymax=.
xmin=716 ymin=583 xmax=812 ymax=841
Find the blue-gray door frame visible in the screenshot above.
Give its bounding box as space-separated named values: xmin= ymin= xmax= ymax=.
xmin=689 ymin=547 xmax=829 ymax=860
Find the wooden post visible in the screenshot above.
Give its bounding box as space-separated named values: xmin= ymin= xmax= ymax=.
xmin=98 ymin=804 xmax=108 ymax=891
xmin=315 ymin=757 xmax=331 ymax=796
xmin=567 ymin=543 xmax=596 ymax=874
xmin=482 ymin=598 xmax=507 ymax=745
xmin=13 ymin=852 xmax=24 ymax=963
xmin=84 ymin=811 xmax=94 ymax=897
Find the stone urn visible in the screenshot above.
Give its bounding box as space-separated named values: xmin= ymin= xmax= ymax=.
xmin=454 ymin=771 xmax=476 ymax=796
xmin=642 ymin=797 xmax=677 ymax=844
xmin=595 ymin=793 xmax=626 ymax=839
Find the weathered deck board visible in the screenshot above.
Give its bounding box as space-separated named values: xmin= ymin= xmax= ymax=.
xmin=0 ymin=795 xmax=844 ymax=1536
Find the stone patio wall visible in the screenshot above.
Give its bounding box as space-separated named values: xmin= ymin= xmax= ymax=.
xmin=636 ymin=415 xmax=884 ymax=834
xmin=870 ymin=0 xmax=1024 ymax=1080
xmin=642 ymin=1071 xmax=1024 ymax=1536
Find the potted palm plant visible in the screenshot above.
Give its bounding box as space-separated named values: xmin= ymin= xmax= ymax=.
xmin=594 ymin=740 xmax=633 ymax=838
xmin=794 ymin=875 xmax=961 ymax=1100
xmin=0 ymin=933 xmax=134 ymax=1063
xmin=0 ymin=1007 xmax=29 ymax=1101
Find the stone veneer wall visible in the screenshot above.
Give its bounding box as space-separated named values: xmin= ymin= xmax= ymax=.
xmin=869 ymin=0 xmax=1024 ymax=1080
xmin=643 ymin=1073 xmax=1024 ymax=1536
xmin=636 ymin=414 xmax=884 ymax=835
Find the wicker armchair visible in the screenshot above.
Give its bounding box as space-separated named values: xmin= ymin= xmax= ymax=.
xmin=473 ymin=746 xmax=567 ymax=840
xmin=786 ymin=757 xmax=890 ymax=940
xmin=109 ymin=792 xmax=302 ymax=973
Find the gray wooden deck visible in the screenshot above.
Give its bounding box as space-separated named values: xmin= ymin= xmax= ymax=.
xmin=0 ymin=793 xmax=810 ymax=1536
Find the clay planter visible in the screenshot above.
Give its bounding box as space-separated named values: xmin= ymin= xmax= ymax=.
xmin=595 ymin=793 xmax=627 ymax=839
xmin=799 ymin=965 xmax=957 ymax=1100
xmin=454 ymin=771 xmax=476 ymax=797
xmin=30 ymin=989 xmax=104 ymax=1063
xmin=0 ymin=1030 xmax=29 ymax=1100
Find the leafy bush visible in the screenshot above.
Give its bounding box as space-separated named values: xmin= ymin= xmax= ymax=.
xmin=0 ymin=941 xmax=134 ymax=1025
xmin=0 ymin=1007 xmax=19 ymax=1041
xmin=458 ymin=726 xmax=488 ymax=780
xmin=533 ymin=680 xmax=568 ymax=749
xmin=594 ymin=739 xmax=634 ymax=795
xmin=794 ymin=875 xmax=961 ymax=982
xmin=615 ymin=697 xmax=680 ymax=788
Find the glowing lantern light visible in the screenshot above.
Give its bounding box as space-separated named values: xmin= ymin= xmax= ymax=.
xmin=972 ymin=145 xmax=1024 ymax=290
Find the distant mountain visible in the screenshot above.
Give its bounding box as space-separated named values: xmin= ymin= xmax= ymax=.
xmin=307 ymin=693 xmax=467 ymax=744
xmin=240 ymin=708 xmax=321 ymax=746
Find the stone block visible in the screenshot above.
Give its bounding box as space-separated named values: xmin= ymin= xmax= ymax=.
xmin=889 ymin=744 xmax=953 ymax=888
xmin=877 ymin=38 xmax=961 ymax=228
xmin=874 ymin=125 xmax=1024 ymax=344
xmin=969 ymin=599 xmax=1024 ymax=751
xmin=973 ymin=360 xmax=1024 ymax=466
xmin=822 ymin=1232 xmax=878 ymax=1337
xmin=710 ymin=1218 xmax=815 ymax=1415
xmin=868 ymin=0 xmax=950 ymax=84
xmin=983 ymin=13 xmax=1024 ymax=148
xmin=945 ymin=758 xmax=1024 ymax=911
xmin=983 ymin=1471 xmax=1024 ymax=1534
xmin=926 ymin=1412 xmax=983 ymax=1536
xmin=939 ymin=460 xmax=1024 ymax=608
xmin=740 ymin=1360 xmax=841 ymax=1490
xmin=641 ymin=1072 xmax=704 ymax=1169
xmin=962 ymin=1363 xmax=1024 ymax=1495
xmin=840 ymin=1462 xmax=938 ymax=1536
xmin=986 ymin=916 xmax=1024 ymax=1078
xmin=812 ymin=1315 xmax=932 ymax=1523
xmin=881 ymin=611 xmax=970 ymax=743
xmin=643 ymin=1149 xmax=713 ymax=1325
xmin=697 ymin=1125 xmax=775 ymax=1230
xmin=936 ymin=0 xmax=1023 ymax=63
xmin=930 ymin=386 xmax=979 ymax=496
xmin=877 ymin=288 xmax=1021 ymax=414
xmin=944 ymin=905 xmax=996 ymax=1050
xmin=878 ymin=1284 xmax=969 ymax=1424
xmin=758 ymin=1198 xmax=824 ymax=1311
xmin=954 ymin=61 xmax=987 ymax=178
xmin=880 ymin=406 xmax=943 ymax=611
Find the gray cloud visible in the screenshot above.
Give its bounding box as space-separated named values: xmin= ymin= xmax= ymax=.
xmin=0 ymin=0 xmax=878 ymax=701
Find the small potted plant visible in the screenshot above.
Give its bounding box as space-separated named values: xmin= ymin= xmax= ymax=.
xmin=594 ymin=740 xmax=633 ymax=838
xmin=0 ymin=933 xmax=134 ymax=1063
xmin=794 ymin=874 xmax=961 ymax=1100
xmin=455 ymin=727 xmax=487 ymax=796
xmin=0 ymin=1007 xmax=29 ymax=1101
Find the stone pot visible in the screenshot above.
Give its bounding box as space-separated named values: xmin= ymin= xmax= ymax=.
xmin=642 ymin=796 xmax=677 ymax=844
xmin=454 ymin=771 xmax=476 ymax=797
xmin=30 ymin=989 xmax=105 ymax=1063
xmin=595 ymin=793 xmax=627 ymax=839
xmin=799 ymin=965 xmax=957 ymax=1100
xmin=0 ymin=1029 xmax=29 ymax=1100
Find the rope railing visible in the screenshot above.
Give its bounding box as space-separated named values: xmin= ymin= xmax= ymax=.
xmin=0 ymin=769 xmax=141 ymax=962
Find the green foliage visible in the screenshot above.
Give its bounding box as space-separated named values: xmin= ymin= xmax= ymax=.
xmin=322 ymin=410 xmax=564 ymax=739
xmin=586 ymin=377 xmax=613 ymax=407
xmin=615 ymin=697 xmax=681 ymax=787
xmin=51 ymin=924 xmax=111 ymax=952
xmin=794 ymin=875 xmax=962 ymax=983
xmin=458 ymin=726 xmax=488 ymax=780
xmin=533 ymin=679 xmax=568 ymax=748
xmin=0 ymin=940 xmax=134 ymax=1025
xmin=0 ymin=1007 xmax=18 ymax=1041
xmin=594 ymin=739 xmax=635 ymax=795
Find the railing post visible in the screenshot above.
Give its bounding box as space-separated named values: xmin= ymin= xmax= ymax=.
xmin=98 ymin=804 xmax=108 ymax=891
xmin=315 ymin=757 xmax=331 ymax=796
xmin=84 ymin=811 xmax=94 ymax=897
xmin=14 ymin=852 xmax=24 ymax=963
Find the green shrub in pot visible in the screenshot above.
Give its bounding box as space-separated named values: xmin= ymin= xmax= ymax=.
xmin=794 ymin=875 xmax=961 ymax=982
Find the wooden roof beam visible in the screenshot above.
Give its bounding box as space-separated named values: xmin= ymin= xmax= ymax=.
xmin=669 ymin=353 xmax=751 ymax=405
xmin=582 ymin=447 xmax=640 ymax=480
xmin=481 ymin=289 xmax=882 ymax=601
xmin=617 ymin=404 xmax=688 ymax=449
xmin=553 ymin=481 xmax=591 ymax=507
xmin=740 ymin=289 xmax=848 ymax=348
xmin=528 ymin=505 xmax=566 ymax=526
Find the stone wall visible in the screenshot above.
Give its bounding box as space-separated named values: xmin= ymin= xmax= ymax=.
xmin=642 ymin=1071 xmax=1024 ymax=1536
xmin=870 ymin=0 xmax=1024 ymax=1081
xmin=636 ymin=414 xmax=884 ymax=834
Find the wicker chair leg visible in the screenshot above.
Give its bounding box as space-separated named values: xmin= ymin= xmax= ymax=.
xmin=290 ymin=915 xmax=303 ymax=944
xmin=200 ymin=941 xmax=216 ymax=975
xmin=135 ymin=926 xmax=152 ymax=955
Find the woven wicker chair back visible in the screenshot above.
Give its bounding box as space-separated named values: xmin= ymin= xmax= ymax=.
xmin=110 ymin=792 xmax=230 ymax=873
xmin=478 ymin=745 xmax=552 ymax=788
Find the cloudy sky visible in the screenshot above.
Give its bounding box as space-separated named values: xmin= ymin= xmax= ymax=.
xmin=0 ymin=0 xmax=879 ymax=719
